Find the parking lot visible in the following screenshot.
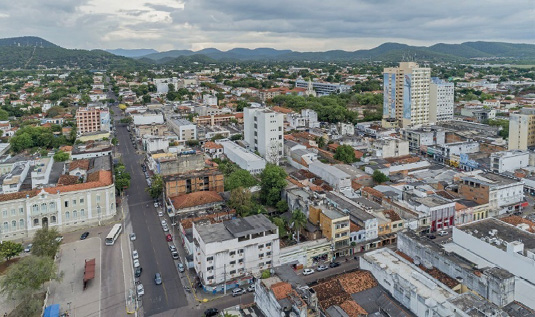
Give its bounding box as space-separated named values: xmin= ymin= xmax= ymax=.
xmin=48 ymin=237 xmax=102 ymax=317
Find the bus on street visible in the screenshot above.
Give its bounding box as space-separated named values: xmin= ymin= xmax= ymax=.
xmin=105 ymin=223 xmax=123 ymax=246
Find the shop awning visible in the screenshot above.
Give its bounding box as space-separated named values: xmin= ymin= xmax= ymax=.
xmin=83 ymin=258 xmax=96 ymax=282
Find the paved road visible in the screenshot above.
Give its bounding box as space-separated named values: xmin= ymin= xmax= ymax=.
xmin=114 ymin=109 xmax=187 ymax=316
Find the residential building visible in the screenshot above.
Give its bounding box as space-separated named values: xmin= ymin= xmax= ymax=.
xmin=76 ymin=107 xmax=110 ymax=135
xmin=308 ymin=161 xmax=351 ymax=191
xmin=401 ymin=126 xmax=446 ymax=150
xmin=132 ymin=113 xmax=164 ymax=126
xmin=142 ymin=136 xmax=169 ymax=153
xmin=71 ymin=141 xmax=112 ymax=160
xmin=193 ymin=214 xmax=280 ymax=291
xmin=383 ymin=62 xmax=432 ymax=128
xmin=508 ymin=108 xmax=535 ymax=150
xmin=429 ymin=77 xmax=454 ymax=123
xmin=287 ymin=109 xmax=320 ymax=129
xmin=135 ymin=123 xmax=168 ymax=137
xmin=202 ymin=142 xmax=223 ymax=159
xmin=163 ymin=168 xmax=224 ymax=198
xmin=255 ymin=276 xmax=308 ymax=317
xmin=168 ymin=118 xmax=197 ymax=141
xmin=372 ymin=137 xmax=409 ymax=158
xmin=490 ymin=150 xmax=529 ymax=173
xmin=217 ymin=140 xmax=266 ymax=174
xmin=412 ymin=195 xmax=455 ymax=232
xmin=244 ymin=107 xmax=284 ymax=164
xmin=308 ymin=203 xmax=350 ymax=257
xmin=458 ymin=172 xmax=524 ymax=210
xmin=295 ymin=80 xmax=351 ymax=96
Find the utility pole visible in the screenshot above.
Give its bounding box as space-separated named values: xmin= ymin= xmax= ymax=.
xmin=223 ymin=263 xmax=227 ymax=295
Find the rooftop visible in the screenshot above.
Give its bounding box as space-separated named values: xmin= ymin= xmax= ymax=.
xmin=461 ymin=172 xmax=519 ymax=186
xmin=195 ymin=214 xmax=277 ymax=244
xmin=413 ymin=195 xmax=454 ymax=208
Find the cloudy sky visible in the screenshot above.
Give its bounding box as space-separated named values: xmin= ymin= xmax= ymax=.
xmin=0 ymin=0 xmax=533 ymax=52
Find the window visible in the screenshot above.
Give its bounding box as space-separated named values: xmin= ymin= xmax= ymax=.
xmin=80 ymin=198 xmax=84 ymax=204
xmin=11 ymin=220 xmax=16 ymax=230
xmin=238 ymin=249 xmax=244 ymax=254
xmin=64 ymin=201 xmax=69 ymax=208
xmin=266 ymin=252 xmax=271 ymax=256
xmin=207 ymin=256 xmax=213 ymax=261
xmin=258 ymin=244 xmax=264 ymax=249
xmin=65 ymin=211 xmax=70 ymax=220
xmin=10 ymin=209 xmax=15 ymax=216
xmin=2 ymin=210 xmax=6 ymax=217
xmin=33 ymin=219 xmax=39 ymax=226
xmin=41 ymin=203 xmax=47 ymax=213
xmin=230 ymin=251 xmax=236 ymax=256
xmin=19 ymin=219 xmax=24 ymax=229
xmin=229 ymin=270 xmax=236 ymax=275
xmin=81 ymin=209 xmax=85 ymax=217
xmin=266 ymin=243 xmax=271 ymax=247
xmin=49 ymin=202 xmax=55 ymax=213
xmin=207 ymin=276 xmax=214 ymax=280
xmin=19 ymin=207 xmax=24 ymax=215
xmin=3 ymin=222 xmax=7 ymax=232
xmin=266 ymin=261 xmax=272 ymax=265
xmin=96 ymin=195 xmax=101 ymax=203
xmin=207 ymin=266 xmax=213 ymax=271
xmin=72 ymin=200 xmax=76 ymax=206
xmin=73 ymin=210 xmax=78 ymax=219
xmin=259 ymin=253 xmax=264 ymax=258
xmin=230 ymin=261 xmax=235 ymax=265
xmin=97 ymin=206 xmax=101 ymax=215
xmin=238 ymin=259 xmax=244 ymax=264
xmin=51 ymin=216 xmax=57 ymax=223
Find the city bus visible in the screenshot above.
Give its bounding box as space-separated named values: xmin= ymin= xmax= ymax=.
xmin=105 ymin=224 xmax=122 ymax=246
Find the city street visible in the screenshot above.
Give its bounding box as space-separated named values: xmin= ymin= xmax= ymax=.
xmin=113 ymin=108 xmax=188 ymax=316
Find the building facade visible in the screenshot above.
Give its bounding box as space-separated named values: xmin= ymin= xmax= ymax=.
xmin=163 ymin=168 xmax=224 ymax=198
xmin=429 ymin=77 xmax=454 ymax=123
xmin=76 ymin=107 xmax=108 ymax=135
xmin=508 ymin=110 xmax=535 ymax=150
xmin=244 ymin=107 xmax=284 ymax=164
xmin=383 ymin=62 xmax=431 ymax=128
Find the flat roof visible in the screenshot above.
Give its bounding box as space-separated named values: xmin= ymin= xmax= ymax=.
xmin=461 ymin=172 xmax=519 ymax=186
xmin=195 ymin=214 xmax=276 ymax=243
xmin=218 ymin=140 xmax=264 ymax=162
xmin=413 ymin=195 xmax=453 ymax=208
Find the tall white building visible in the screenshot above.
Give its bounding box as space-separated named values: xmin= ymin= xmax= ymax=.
xmin=193 ymin=214 xmax=280 ymax=292
xmin=383 ymin=62 xmax=431 ymax=128
xmin=429 ymin=77 xmax=454 ymax=123
xmin=244 ymin=107 xmax=284 ymax=164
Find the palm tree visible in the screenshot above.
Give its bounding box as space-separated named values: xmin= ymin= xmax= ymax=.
xmin=291 ymin=209 xmax=307 ymax=243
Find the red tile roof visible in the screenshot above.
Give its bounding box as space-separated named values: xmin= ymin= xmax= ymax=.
xmin=272 ymin=106 xmax=294 ymax=114
xmin=271 ymin=282 xmax=293 ymax=300
xmin=69 ymin=159 xmax=90 ymax=172
xmin=170 ymin=191 xmax=223 ymax=209
xmin=340 ymin=300 xmax=367 ymax=317
xmin=203 ymin=142 xmax=223 ymax=149
xmin=57 ymin=175 xmax=79 ymax=186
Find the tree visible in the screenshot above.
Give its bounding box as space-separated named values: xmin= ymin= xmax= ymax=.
xmin=0 ymin=108 xmax=9 ymax=120
xmin=259 ymin=164 xmax=287 ymax=206
xmin=111 ymin=137 xmax=118 ymax=146
xmin=142 ymin=94 xmax=151 ymax=104
xmin=230 ymin=134 xmax=243 ymax=141
xmin=0 ymin=241 xmax=23 ymax=261
xmin=236 ymin=100 xmax=248 ymax=112
xmin=276 ymin=200 xmax=288 ymax=213
xmin=31 ymin=228 xmax=61 ymax=258
xmin=228 ymin=187 xmax=253 ymax=216
xmin=211 ymin=134 xmax=225 ymax=141
xmin=0 ymin=256 xmax=61 ymax=298
xmin=146 ymin=174 xmax=163 ymax=199
xmin=115 ymin=163 xmax=131 ymax=193
xmin=261 ymin=269 xmax=271 ymax=279
xmin=334 ymin=144 xmax=357 ymax=164
xmin=225 ymin=169 xmax=258 ymax=191
xmin=272 ymin=217 xmax=287 ymax=238
xmin=53 ymin=150 xmax=69 ymax=162
xmin=120 ymin=117 xmax=133 ymax=124
xmin=186 ymin=139 xmax=199 ymax=147
xmin=372 ymin=170 xmax=389 ymax=184
xmin=316 ymin=136 xmax=326 ymax=148
xmin=291 ymin=209 xmax=307 ymax=243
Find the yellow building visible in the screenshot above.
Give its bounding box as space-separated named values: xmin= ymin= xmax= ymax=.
xmin=309 ymin=204 xmax=350 ymax=257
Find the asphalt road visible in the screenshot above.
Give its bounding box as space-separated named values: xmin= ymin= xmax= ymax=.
xmin=113 ymin=109 xmax=187 ymax=316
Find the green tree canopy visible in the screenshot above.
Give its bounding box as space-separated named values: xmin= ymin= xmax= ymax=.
xmin=291 ymin=209 xmax=307 ymax=243
xmin=31 ymin=228 xmax=61 ymax=258
xmin=0 ymin=241 xmax=23 ymax=261
xmin=120 ymin=117 xmax=133 ymax=124
xmin=334 ymin=144 xmax=357 ymax=164
xmin=272 ymin=217 xmax=287 ymax=239
xmin=53 ymin=150 xmax=69 ymax=162
xmin=259 ymin=164 xmax=287 ymax=206
xmin=115 ymin=163 xmax=131 ymax=193
xmin=0 ymin=255 xmax=61 ymax=298
xmin=225 ymin=169 xmax=258 ymax=191
xmin=236 ymin=100 xmax=248 ymax=112
xmin=146 ymin=174 xmax=163 ymax=199
xmin=228 ymin=187 xmax=254 ymax=217
xmin=372 ymin=170 xmax=389 ymax=184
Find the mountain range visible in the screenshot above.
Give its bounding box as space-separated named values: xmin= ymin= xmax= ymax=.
xmin=0 ymin=36 xmax=534 ymax=70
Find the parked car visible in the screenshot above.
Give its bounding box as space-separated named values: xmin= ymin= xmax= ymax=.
xmin=247 ymin=284 xmax=255 ymax=292
xmin=135 ymin=267 xmax=143 ymax=278
xmin=171 ymin=251 xmax=179 ymax=259
xmin=166 ymin=234 xmax=173 ymax=242
xmin=55 ymin=236 xmax=64 ymax=243
xmin=154 ymin=202 xmax=159 ymax=208
xmin=130 ymin=233 xmax=136 ymax=241
xmin=204 ymin=308 xmax=219 ymax=317
xmin=169 ymin=245 xmax=177 ymax=252
xmin=438 ymin=230 xmax=448 ymax=236
xmin=303 ymin=268 xmax=315 ymax=276
xmin=133 ymin=259 xmax=140 ymax=268
xmin=232 ymin=288 xmax=246 ymax=297
xmin=24 ymin=244 xmax=32 ymax=253
xmin=158 ymin=211 xmax=163 ymax=217
xmin=163 ymin=225 xmax=169 ymax=232
xmin=132 ymin=250 xmax=139 ymax=260
xmin=161 ymin=220 xmax=167 ymax=226
xmin=317 ymin=265 xmax=328 ymax=271
xmin=329 ymin=262 xmax=340 ymax=268
xmin=177 ymin=263 xmax=185 ymax=273
xmin=80 ymin=232 xmax=90 ymax=240
xmin=136 ymin=284 xmax=145 ymax=297
xmin=428 ymin=235 xmax=437 ymax=239
xmin=154 ymin=273 xmax=162 ymax=285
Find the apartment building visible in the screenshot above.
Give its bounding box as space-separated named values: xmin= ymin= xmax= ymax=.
xmin=163 ymin=168 xmax=224 ymax=198
xmin=490 ymin=150 xmax=529 ymax=173
xmin=169 ymin=118 xmax=197 ymax=141
xmin=429 ymin=77 xmax=454 ymax=123
xmin=372 ymin=137 xmax=409 ymax=158
xmin=193 ymin=214 xmax=280 ymax=291
xmin=508 ymin=108 xmax=535 ymax=150
xmin=244 ymin=107 xmax=284 ymax=164
xmin=458 ymin=172 xmax=524 ymax=210
xmin=401 ymin=126 xmax=446 ymax=150
xmin=76 ymin=107 xmax=110 ymax=135
xmin=295 ymin=80 xmax=351 ymax=96
xmin=308 ymin=204 xmax=350 ymax=257
xmin=412 ymin=195 xmax=455 ymax=232
xmin=383 ymin=62 xmax=431 ymax=128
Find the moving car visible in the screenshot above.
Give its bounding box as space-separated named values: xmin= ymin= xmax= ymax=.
xmin=132 ymin=250 xmax=139 ymax=260
xmin=80 ymin=232 xmax=90 ymax=240
xmin=204 ymin=308 xmax=219 ymax=317
xmin=136 ymin=284 xmax=145 ymax=297
xmin=129 ymin=233 xmax=136 ymax=241
xmin=438 ymin=230 xmax=448 ymax=236
xmin=317 ymin=265 xmax=328 ymax=271
xmin=232 ymin=288 xmax=246 ymax=297
xmin=329 ymin=261 xmax=340 ymax=268
xmin=154 ymin=273 xmax=162 ymax=285
xmin=303 ymin=268 xmax=314 ymax=276
xmin=177 ymin=263 xmax=185 ymax=273
xmin=427 ymin=235 xmax=437 ymax=239
xmin=24 ymin=244 xmax=32 ymax=253
xmin=135 ymin=267 xmax=143 ymax=278
xmin=133 ymin=259 xmax=140 ymax=268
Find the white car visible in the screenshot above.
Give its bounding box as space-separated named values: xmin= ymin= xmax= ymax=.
xmin=154 ymin=202 xmax=159 ymax=208
xmin=163 ymin=225 xmax=169 ymax=232
xmin=129 ymin=233 xmax=136 ymax=241
xmin=438 ymin=230 xmax=448 ymax=236
xmin=161 ymin=220 xmax=167 ymax=226
xmin=133 ymin=259 xmax=140 ymax=268
xmin=132 ymin=250 xmax=139 ymax=260
xmin=158 ymin=211 xmax=163 ymax=217
xmin=303 ymin=268 xmax=315 ymax=276
xmin=136 ymin=283 xmax=145 ymax=297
